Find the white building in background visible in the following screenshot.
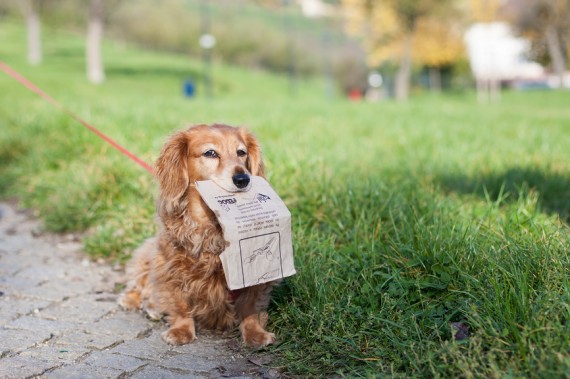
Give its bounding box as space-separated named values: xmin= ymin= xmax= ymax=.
xmin=464 ymin=22 xmax=549 ymax=101
xmin=464 ymin=22 xmax=545 ymax=85
xmin=298 ymin=0 xmax=334 ymax=18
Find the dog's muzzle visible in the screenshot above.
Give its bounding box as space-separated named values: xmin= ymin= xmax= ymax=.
xmin=232 ymin=173 xmax=250 ymax=189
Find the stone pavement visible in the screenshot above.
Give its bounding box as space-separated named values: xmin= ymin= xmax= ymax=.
xmin=0 ymin=202 xmax=280 ymax=379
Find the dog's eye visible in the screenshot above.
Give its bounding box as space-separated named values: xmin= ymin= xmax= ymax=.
xmin=237 ymin=149 xmax=247 ymax=157
xmin=203 ymin=150 xmax=219 ymax=158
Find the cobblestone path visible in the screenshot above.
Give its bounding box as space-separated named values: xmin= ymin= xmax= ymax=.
xmin=0 ymin=202 xmax=278 ymax=379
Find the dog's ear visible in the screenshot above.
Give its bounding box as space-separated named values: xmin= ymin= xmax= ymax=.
xmin=240 ymin=128 xmax=265 ymax=177
xmin=155 ymin=130 xmax=190 ymax=203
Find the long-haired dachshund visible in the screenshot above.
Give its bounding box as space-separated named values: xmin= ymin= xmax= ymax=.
xmin=119 ymin=124 xmax=278 ymax=347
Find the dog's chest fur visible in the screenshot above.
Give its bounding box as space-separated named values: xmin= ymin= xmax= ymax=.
xmin=152 ymin=222 xmax=236 ymax=330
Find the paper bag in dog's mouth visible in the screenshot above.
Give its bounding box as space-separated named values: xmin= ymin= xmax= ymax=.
xmin=195 ymin=176 xmax=296 ymax=290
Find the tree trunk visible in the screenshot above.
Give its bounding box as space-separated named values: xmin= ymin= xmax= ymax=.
xmin=22 ymin=0 xmax=41 ymax=65
xmin=476 ymin=78 xmax=485 ymax=103
xmin=429 ymin=66 xmax=441 ymax=93
xmin=545 ymin=25 xmax=566 ymax=88
xmin=476 ymin=78 xmax=500 ymax=104
xmin=490 ymin=77 xmax=500 ymax=103
xmin=87 ymin=0 xmax=105 ymax=84
xmin=395 ymin=33 xmax=413 ymax=101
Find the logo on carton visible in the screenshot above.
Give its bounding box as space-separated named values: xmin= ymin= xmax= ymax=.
xmin=255 ymin=193 xmax=271 ymax=203
xmin=218 ymin=197 xmax=237 ymax=212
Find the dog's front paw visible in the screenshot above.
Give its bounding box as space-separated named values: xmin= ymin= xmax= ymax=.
xmin=243 ymin=330 xmax=276 ymax=347
xmin=161 ymin=318 xmax=197 ymax=345
xmin=161 ymin=327 xmax=197 ymax=345
xmin=242 ymin=329 xmax=275 ymax=347
xmin=240 ymin=315 xmax=276 ymax=348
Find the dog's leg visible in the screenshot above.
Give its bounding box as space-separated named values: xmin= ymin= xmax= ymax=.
xmin=159 ymin=293 xmax=198 ymax=345
xmin=235 ymin=283 xmax=276 ymax=347
xmin=118 ymin=237 xmax=156 ymax=312
xmin=239 ymin=312 xmax=275 ymax=347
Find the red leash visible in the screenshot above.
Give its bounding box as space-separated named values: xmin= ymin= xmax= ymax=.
xmin=0 ymin=61 xmax=154 ymax=175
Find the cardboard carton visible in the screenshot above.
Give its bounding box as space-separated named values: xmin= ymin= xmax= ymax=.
xmin=195 ymin=177 xmax=296 ymax=289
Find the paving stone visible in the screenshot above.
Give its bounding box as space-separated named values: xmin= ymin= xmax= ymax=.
xmin=131 ymin=365 xmax=205 ymax=379
xmin=44 ymin=363 xmax=123 ymax=379
xmin=0 ymin=328 xmax=53 ymax=355
xmin=0 ymin=355 xmax=59 ymax=379
xmin=83 ymin=350 xmax=148 ymax=371
xmin=38 ymin=294 xmax=117 ymax=323
xmin=15 ymin=264 xmax=71 ymax=281
xmin=56 ymin=330 xmax=126 ymax=351
xmin=158 ymin=353 xmax=222 ymax=373
xmin=54 ymin=240 xmax=84 ymax=253
xmin=109 ymin=329 xmax=166 ymax=360
xmin=18 ymin=344 xmax=90 ymax=364
xmin=0 ymin=254 xmax=26 ymax=277
xmin=5 ymin=315 xmax=78 ymax=336
xmin=24 ymin=278 xmax=95 ymax=301
xmin=84 ymin=311 xmax=155 ymax=340
xmin=0 ymin=238 xmax=37 ymax=255
xmin=218 ymin=357 xmax=262 ymax=378
xmin=0 ymin=275 xmax=45 ymax=295
xmin=0 ymin=298 xmax=51 ymax=326
xmin=170 ymin=332 xmax=234 ymax=358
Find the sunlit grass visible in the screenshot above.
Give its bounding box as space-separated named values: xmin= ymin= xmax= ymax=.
xmin=1 ymin=20 xmax=570 ymax=377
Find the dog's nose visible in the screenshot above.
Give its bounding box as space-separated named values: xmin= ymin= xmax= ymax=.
xmin=232 ymin=173 xmax=250 ymax=189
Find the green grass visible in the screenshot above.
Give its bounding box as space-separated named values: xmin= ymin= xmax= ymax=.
xmin=1 ymin=19 xmax=570 ymax=377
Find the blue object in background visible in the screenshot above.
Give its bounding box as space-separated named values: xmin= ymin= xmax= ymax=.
xmin=183 ymin=80 xmax=196 ymax=97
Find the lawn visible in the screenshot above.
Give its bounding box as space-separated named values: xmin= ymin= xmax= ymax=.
xmin=1 ymin=20 xmax=569 ymax=377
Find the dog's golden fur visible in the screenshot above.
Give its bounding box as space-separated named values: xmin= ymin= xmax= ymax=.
xmin=119 ymin=124 xmax=278 ymax=347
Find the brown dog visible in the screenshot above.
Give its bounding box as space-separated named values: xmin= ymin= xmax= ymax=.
xmin=119 ymin=124 xmax=278 ymax=347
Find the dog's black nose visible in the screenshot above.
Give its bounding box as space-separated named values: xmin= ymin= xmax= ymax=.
xmin=232 ymin=173 xmax=250 ymax=189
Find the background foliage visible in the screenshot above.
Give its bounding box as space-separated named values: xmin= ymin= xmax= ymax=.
xmin=0 ymin=0 xmax=370 ymax=93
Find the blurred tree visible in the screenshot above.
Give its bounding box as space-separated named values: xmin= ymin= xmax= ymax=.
xmin=5 ymin=0 xmax=364 ymax=92
xmin=413 ymin=16 xmax=464 ymax=91
xmin=87 ymin=0 xmax=105 ymax=84
xmin=507 ymin=0 xmax=570 ymax=87
xmin=20 ymin=0 xmax=42 ymax=65
xmin=86 ymin=0 xmax=122 ymax=84
xmin=343 ymin=0 xmax=458 ymax=100
xmin=253 ymin=0 xmax=284 ymax=8
xmin=469 ymin=0 xmax=501 ymax=22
